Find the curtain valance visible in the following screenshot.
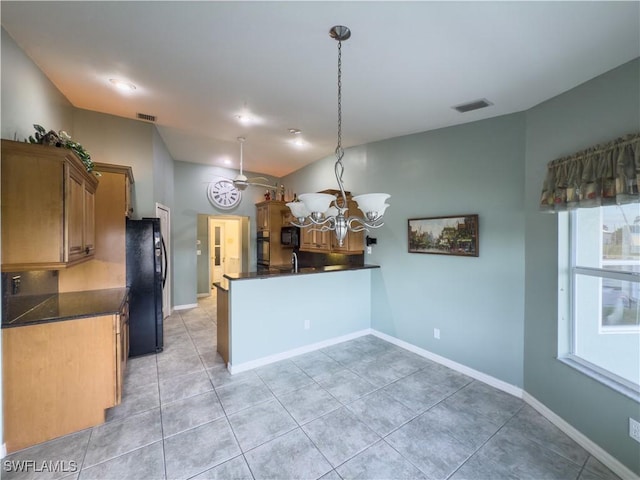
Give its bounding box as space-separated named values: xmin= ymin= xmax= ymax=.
xmin=540 ymin=132 xmax=640 ymax=212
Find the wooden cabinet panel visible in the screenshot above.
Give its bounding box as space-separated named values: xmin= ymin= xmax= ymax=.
xmin=115 ymin=299 xmax=129 ymax=404
xmin=1 ymin=140 xmax=99 ymax=271
xmin=255 ymin=200 xmax=289 ymax=265
xmin=59 ymin=164 xmax=133 ymax=292
xmin=2 ymin=297 xmax=129 ymax=453
xmin=216 ymin=286 xmax=229 ymax=364
xmin=298 ymin=197 xmax=364 ymax=254
xmin=2 ymin=316 xmax=117 ymax=453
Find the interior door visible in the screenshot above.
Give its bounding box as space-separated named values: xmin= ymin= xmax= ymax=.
xmin=155 ymin=203 xmax=171 ymax=318
xmin=210 ymin=220 xmax=225 ymax=285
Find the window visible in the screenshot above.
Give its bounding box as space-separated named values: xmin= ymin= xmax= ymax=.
xmin=563 ymin=203 xmax=640 ymax=400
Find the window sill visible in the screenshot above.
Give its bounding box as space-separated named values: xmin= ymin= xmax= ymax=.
xmin=558 ymin=355 xmax=639 ymax=403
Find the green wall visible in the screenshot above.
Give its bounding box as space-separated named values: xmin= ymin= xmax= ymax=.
xmin=283 ymin=114 xmax=527 ymax=388
xmin=523 ymin=58 xmax=640 ymax=475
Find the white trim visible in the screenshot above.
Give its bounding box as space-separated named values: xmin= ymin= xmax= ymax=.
xmin=173 ymin=303 xmax=198 ymax=311
xmin=0 ymin=443 xmax=6 ymax=459
xmin=228 ymin=329 xmax=373 ymax=374
xmin=197 ymin=293 xmax=210 ymax=298
xmin=371 ymin=330 xmax=524 ymax=398
xmin=523 ymin=392 xmax=637 ymax=480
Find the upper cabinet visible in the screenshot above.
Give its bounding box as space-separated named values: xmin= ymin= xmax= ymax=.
xmin=298 ymin=193 xmax=365 ymax=255
xmin=1 ymin=140 xmax=99 ymax=272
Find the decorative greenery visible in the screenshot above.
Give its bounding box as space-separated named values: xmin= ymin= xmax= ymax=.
xmin=27 ymin=124 xmax=95 ymax=173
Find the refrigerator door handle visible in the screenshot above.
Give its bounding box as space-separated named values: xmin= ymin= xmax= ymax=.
xmin=161 ymin=236 xmax=168 ymax=288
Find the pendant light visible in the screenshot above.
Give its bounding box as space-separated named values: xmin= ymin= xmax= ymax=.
xmin=287 ymin=25 xmax=390 ymax=247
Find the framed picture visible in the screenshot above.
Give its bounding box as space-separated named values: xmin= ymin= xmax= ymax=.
xmin=408 ymin=214 xmax=479 ymax=256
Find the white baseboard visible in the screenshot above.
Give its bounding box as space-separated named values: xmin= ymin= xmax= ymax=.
xmin=228 ymin=329 xmax=373 ymax=374
xmin=173 ymin=303 xmax=198 ymax=311
xmin=523 ymin=392 xmax=637 ymax=480
xmin=371 ymin=330 xmax=524 ymax=398
xmin=196 ymin=293 xmax=210 ymax=298
xmin=371 ymin=330 xmax=635 ymax=480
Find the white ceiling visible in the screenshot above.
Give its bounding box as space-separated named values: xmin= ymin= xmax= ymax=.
xmin=2 ymin=1 xmax=639 ymax=177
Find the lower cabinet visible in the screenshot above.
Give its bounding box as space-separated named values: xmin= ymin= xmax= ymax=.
xmin=2 ymin=305 xmax=129 ymax=453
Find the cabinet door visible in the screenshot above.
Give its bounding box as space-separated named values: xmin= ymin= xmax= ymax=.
xmin=257 ymin=205 xmax=269 ymax=231
xmin=67 ymin=165 xmax=87 ymax=262
xmin=68 ymin=163 xmax=96 ymax=262
xmin=300 ymin=226 xmax=331 ymax=252
xmin=1 ymin=146 xmax=65 ymax=268
xmin=84 ymin=182 xmax=96 ymax=255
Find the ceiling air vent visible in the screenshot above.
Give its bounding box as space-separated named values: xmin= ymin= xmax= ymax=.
xmin=452 ymin=99 xmax=493 ymax=113
xmin=136 ymin=112 xmax=157 ymax=122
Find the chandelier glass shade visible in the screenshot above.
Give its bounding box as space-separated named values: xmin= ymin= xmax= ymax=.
xmin=287 ymin=25 xmax=390 ymax=247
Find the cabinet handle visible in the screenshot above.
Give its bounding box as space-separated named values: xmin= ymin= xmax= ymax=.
xmin=85 ymin=246 xmax=90 ymax=255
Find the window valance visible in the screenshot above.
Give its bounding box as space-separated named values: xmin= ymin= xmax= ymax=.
xmin=540 ymin=132 xmax=640 ymax=212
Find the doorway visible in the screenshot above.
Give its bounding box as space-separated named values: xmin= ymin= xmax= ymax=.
xmin=207 ymin=215 xmax=250 ymax=289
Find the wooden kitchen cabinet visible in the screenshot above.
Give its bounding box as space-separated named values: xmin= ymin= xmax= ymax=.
xmin=1 ymin=140 xmax=99 ymax=272
xmin=256 ymin=200 xmax=289 ymax=265
xmin=2 ymin=304 xmax=128 ymax=453
xmin=58 ymin=163 xmax=134 ymax=292
xmin=300 ymin=225 xmax=331 ymax=252
xmin=298 ymin=195 xmax=365 ymax=254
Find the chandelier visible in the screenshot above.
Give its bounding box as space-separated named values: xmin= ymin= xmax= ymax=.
xmin=287 ymin=25 xmax=390 ymax=247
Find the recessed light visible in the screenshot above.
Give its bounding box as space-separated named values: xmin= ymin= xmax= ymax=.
xmin=109 ymin=78 xmax=136 ymax=92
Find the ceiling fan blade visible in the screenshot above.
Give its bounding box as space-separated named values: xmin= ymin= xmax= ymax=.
xmin=247 ymin=176 xmax=271 ymax=184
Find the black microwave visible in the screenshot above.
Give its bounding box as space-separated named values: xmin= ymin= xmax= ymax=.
xmin=280 ymin=226 xmax=300 ymax=248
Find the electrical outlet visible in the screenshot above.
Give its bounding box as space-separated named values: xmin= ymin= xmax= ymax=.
xmin=11 ymin=275 xmax=21 ymax=295
xmin=304 ymin=320 xmax=311 ymax=330
xmin=630 ymin=418 xmax=640 ymax=443
xmin=434 ymin=328 xmax=440 ymax=340
xmin=366 ymin=246 xmax=372 ymax=254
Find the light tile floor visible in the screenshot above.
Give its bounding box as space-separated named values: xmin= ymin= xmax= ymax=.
xmin=3 ymin=294 xmax=622 ymax=480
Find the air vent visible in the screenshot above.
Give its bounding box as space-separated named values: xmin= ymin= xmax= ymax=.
xmin=452 ymin=99 xmax=493 ymax=113
xmin=136 ymin=113 xmax=157 ymax=122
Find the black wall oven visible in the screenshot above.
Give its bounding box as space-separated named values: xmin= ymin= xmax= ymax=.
xmin=257 ymin=230 xmax=270 ymax=272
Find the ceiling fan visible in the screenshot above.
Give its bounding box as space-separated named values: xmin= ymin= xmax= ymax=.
xmin=231 ymin=136 xmax=275 ymax=191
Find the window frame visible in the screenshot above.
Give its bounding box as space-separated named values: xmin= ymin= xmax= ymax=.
xmin=557 ymin=208 xmax=640 ymax=403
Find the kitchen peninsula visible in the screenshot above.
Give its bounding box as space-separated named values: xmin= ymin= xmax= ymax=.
xmin=216 ymin=264 xmax=379 ymax=373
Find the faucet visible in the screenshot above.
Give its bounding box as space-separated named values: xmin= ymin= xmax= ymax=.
xmin=291 ymin=251 xmax=298 ymax=273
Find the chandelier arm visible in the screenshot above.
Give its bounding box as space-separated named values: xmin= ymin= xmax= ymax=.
xmin=347 ymin=216 xmax=385 ymax=231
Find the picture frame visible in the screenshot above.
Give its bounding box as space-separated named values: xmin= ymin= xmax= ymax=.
xmin=408 ymin=214 xmax=479 ymax=257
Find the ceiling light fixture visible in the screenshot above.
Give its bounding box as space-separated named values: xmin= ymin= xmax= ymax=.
xmin=109 ymin=78 xmax=136 ymax=92
xmin=287 ymin=25 xmax=390 ymax=247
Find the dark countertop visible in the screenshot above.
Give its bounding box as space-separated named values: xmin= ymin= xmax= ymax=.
xmin=2 ymin=287 xmax=129 ymax=328
xmin=224 ymin=264 xmax=379 ymax=281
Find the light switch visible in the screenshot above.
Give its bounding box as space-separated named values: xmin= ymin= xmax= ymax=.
xmin=196 ymin=250 xmax=201 ymax=255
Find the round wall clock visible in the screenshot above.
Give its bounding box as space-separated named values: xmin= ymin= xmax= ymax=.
xmin=207 ymin=179 xmax=242 ymax=210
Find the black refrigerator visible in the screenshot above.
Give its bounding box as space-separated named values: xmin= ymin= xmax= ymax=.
xmin=126 ymin=217 xmax=166 ymax=357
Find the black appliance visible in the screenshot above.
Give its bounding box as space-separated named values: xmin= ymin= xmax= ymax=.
xmin=126 ymin=217 xmax=166 ymax=357
xmin=257 ymin=230 xmax=270 ymax=272
xmin=280 ymin=226 xmax=300 ymax=248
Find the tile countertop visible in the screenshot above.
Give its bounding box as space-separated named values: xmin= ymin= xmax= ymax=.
xmin=224 ymin=263 xmax=380 ymax=281
xmin=2 ymin=287 xmax=129 ymax=328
